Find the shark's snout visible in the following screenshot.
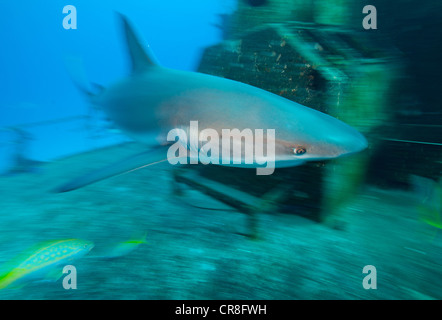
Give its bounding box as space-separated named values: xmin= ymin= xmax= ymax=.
xmin=328 ymin=128 xmax=368 ymax=156
xmin=349 ymin=132 xmax=368 ymax=154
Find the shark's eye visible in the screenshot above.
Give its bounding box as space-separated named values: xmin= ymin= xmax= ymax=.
xmin=293 ymin=146 xmax=306 ymax=155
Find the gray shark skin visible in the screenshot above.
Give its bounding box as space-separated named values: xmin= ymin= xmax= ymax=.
xmin=54 ymin=14 xmax=367 ymax=193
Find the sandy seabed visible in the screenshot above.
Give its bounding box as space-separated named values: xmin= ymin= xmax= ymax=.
xmin=0 ymin=142 xmax=440 ymax=300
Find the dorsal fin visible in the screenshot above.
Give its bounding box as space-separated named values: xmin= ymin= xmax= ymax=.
xmin=118 ymin=13 xmax=160 ymax=73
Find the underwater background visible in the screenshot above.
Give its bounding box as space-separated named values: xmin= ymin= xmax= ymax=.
xmin=0 ymin=0 xmax=441 ymax=299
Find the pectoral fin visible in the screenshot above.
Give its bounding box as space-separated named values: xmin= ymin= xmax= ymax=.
xmin=53 ymin=146 xmax=170 ymax=193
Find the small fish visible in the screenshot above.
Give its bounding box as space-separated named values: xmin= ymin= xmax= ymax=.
xmin=97 ymin=233 xmax=147 ymax=259
xmin=410 ymin=175 xmax=442 ymax=230
xmin=0 ymin=239 xmax=94 ymax=290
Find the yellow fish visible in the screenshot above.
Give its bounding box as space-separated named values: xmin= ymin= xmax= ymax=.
xmin=98 ymin=233 xmax=147 ymax=259
xmin=410 ymin=175 xmax=442 ymax=239
xmin=0 ymin=239 xmax=94 ymax=289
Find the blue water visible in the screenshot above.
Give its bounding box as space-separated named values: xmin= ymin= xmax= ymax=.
xmin=0 ymin=0 xmax=235 ymax=161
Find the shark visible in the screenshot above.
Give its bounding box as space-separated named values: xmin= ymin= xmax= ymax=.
xmin=54 ymin=14 xmax=367 ymax=193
